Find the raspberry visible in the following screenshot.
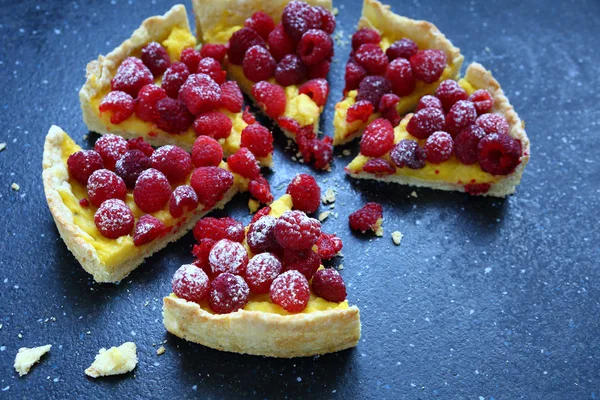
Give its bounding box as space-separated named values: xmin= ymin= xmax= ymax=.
xmin=286 ymin=174 xmax=320 ymax=214
xmin=298 ymin=29 xmax=333 ymax=66
xmin=302 ymin=136 xmax=333 ymax=170
xmin=248 ymin=176 xmax=274 ymax=204
xmin=355 ymin=43 xmax=389 ymax=76
xmin=247 ymin=215 xmax=279 ymax=254
xmin=169 ymin=185 xmax=198 ymax=218
xmin=241 ymin=124 xmax=274 ymax=158
xmin=110 ymin=57 xmax=153 ymax=97
xmin=274 ymin=54 xmax=306 ymax=86
xmin=307 ymin=60 xmax=330 ymax=79
xmin=390 ymin=139 xmax=427 ymax=169
xmin=349 ymin=202 xmax=383 ymax=233
xmin=298 ymin=78 xmax=329 ymax=107
xmin=362 ymin=158 xmax=396 ymax=175
xmin=251 ymin=206 xmax=271 ymax=223
xmin=227 ymin=27 xmax=266 ymax=65
xmin=245 ymin=253 xmax=282 ymax=294
xmin=141 ymin=42 xmax=170 ymax=76
xmin=465 ymin=183 xmax=491 ymax=195
xmin=316 ymin=233 xmax=343 ymax=260
xmin=67 ymin=150 xmax=104 ymax=185
xmin=155 ymin=98 xmax=194 ymax=134
xmin=274 ymin=210 xmax=321 ymax=250
xmin=193 ymin=111 xmax=232 ymax=139
xmin=406 ymin=107 xmax=445 ymax=139
xmin=161 ymin=62 xmax=190 ymax=99
xmin=283 ymin=248 xmax=320 ymax=280
xmin=172 ymin=264 xmax=210 ymax=303
xmin=190 ymin=167 xmax=234 ymax=208
xmin=425 ymin=131 xmax=454 ymax=164
xmin=315 ymin=6 xmax=336 ymax=34
xmin=351 ymin=28 xmax=381 ymax=51
xmin=243 ymin=45 xmax=276 ymax=82
xmin=128 ymin=137 xmax=154 ymax=157
xmin=360 ymin=118 xmax=395 ymax=157
xmin=386 ymin=38 xmax=419 ymax=61
xmin=270 ymin=270 xmax=310 ymax=313
xmin=251 ymin=81 xmax=286 ymax=119
xmin=133 ymin=214 xmax=166 ymax=246
xmin=150 ymin=145 xmax=192 ymax=183
xmin=179 ymin=48 xmax=202 ymax=74
xmin=357 ymin=76 xmax=392 ymax=112
xmin=476 ymin=113 xmax=510 ymax=136
xmin=277 ymin=117 xmax=300 ymax=134
xmin=196 ymin=57 xmax=226 ymax=84
xmin=435 ymin=80 xmax=468 ymax=112
xmin=243 ymin=107 xmax=257 ymax=124
xmin=346 ymin=100 xmax=374 ymax=123
xmin=191 ymin=136 xmax=223 ymax=167
xmin=99 ymin=91 xmax=134 ymax=124
xmin=192 ymin=238 xmax=216 ymax=276
xmin=469 ymin=89 xmax=494 ymax=115
xmin=385 ymin=58 xmax=415 ymax=97
xmin=194 ymin=217 xmax=245 ymax=243
xmin=115 ymin=150 xmax=151 ymax=188
xmin=244 ymin=11 xmax=275 ymax=41
xmin=94 ymin=134 xmax=129 ymax=170
xmin=379 ymin=93 xmax=401 ymax=126
xmin=200 ymin=44 xmax=227 ymax=63
xmin=227 ymin=148 xmax=260 ymax=180
xmin=87 ymin=169 xmax=127 ymax=207
xmin=209 ymin=239 xmax=249 ymax=276
xmin=79 ymin=198 xmax=89 ymax=207
xmin=94 ymin=199 xmax=134 ymax=239
xmin=267 ymin=23 xmax=296 ymax=62
xmin=178 ymin=73 xmax=221 ymax=115
xmin=133 ymin=168 xmax=172 ymax=213
xmin=454 ymin=124 xmax=486 ymax=165
xmin=281 ymin=1 xmax=321 ymax=42
xmin=478 ymin=133 xmax=522 ymax=175
xmin=445 ymin=100 xmax=477 ymax=137
xmin=410 ymin=49 xmax=446 ymax=84
xmin=344 ymin=62 xmax=367 ymax=92
xmin=135 ymin=84 xmax=167 ymax=122
xmin=415 ymin=94 xmax=443 ymax=112
xmin=220 ymin=81 xmax=244 ymax=113
xmin=312 ymin=268 xmax=347 ymax=302
xmin=209 ymin=273 xmax=250 ymax=314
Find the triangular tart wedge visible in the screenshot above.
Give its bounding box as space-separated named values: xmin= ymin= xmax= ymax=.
xmin=80 ymin=5 xmax=274 ymax=166
xmin=333 ymin=0 xmax=463 ymax=146
xmin=163 ymin=194 xmax=361 ymax=357
xmin=345 ymin=63 xmax=530 ymax=197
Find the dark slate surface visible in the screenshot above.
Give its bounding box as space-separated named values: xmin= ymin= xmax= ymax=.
xmin=1 ymin=0 xmax=599 ymax=398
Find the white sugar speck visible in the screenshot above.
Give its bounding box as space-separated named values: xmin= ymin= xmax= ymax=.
xmin=296 ymin=377 xmax=302 ymax=382
xmin=484 ymin=267 xmax=492 ymax=274
xmin=54 ymin=28 xmax=61 ymax=35
xmin=192 ymin=385 xmax=197 ymax=391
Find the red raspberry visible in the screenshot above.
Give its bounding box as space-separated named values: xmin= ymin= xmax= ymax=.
xmin=390 ymin=139 xmax=427 ymax=169
xmin=227 ymin=148 xmax=260 ymax=180
xmin=180 ymin=48 xmax=202 ymax=74
xmin=128 ymin=137 xmax=154 ymax=157
xmin=312 ymin=268 xmax=347 ymax=302
xmin=192 ymin=238 xmax=216 ymax=276
xmin=295 ymin=125 xmax=316 ymax=148
xmin=415 ymin=94 xmax=443 ymax=112
xmin=349 ymin=202 xmax=383 ymax=233
xmin=478 ymin=133 xmax=522 ymax=175
xmin=241 ymin=124 xmax=274 ymax=158
xmin=476 ymin=113 xmax=510 ymax=136
xmin=193 ymin=217 xmax=245 ymax=243
xmin=172 ymin=264 xmax=210 ymax=303
xmin=283 ymin=248 xmax=320 ymax=280
xmin=94 ymin=199 xmax=134 ymax=239
xmin=410 ymin=49 xmax=447 ymax=84
xmin=406 ymin=107 xmax=445 ymax=139
xmin=251 ymin=81 xmax=286 ymax=118
xmin=110 ymin=57 xmax=153 ymax=97
xmin=251 ymin=206 xmax=271 ymax=223
xmin=190 ymin=167 xmax=234 ymax=208
xmin=298 ymin=29 xmax=333 ymax=66
xmin=454 ymin=124 xmax=486 ymax=165
xmin=80 ymin=198 xmax=89 ymax=208
xmin=386 ymin=38 xmax=419 ymax=61
xmin=425 ymin=131 xmax=454 ymax=164
xmin=150 ymin=145 xmax=192 ymax=183
xmin=193 ymin=111 xmax=232 ymax=139
xmin=315 ymin=6 xmax=336 ymax=34
xmin=267 ymin=23 xmax=296 ymax=62
xmin=277 ymin=117 xmax=300 ymax=134
xmin=362 ymin=158 xmax=396 ymax=175
xmin=379 ymin=93 xmax=401 ymax=126
xmin=244 ymin=11 xmax=275 ymax=41
xmin=67 ymin=150 xmax=104 ymax=185
xmin=87 ymin=169 xmax=127 ymax=207
xmin=200 ymin=44 xmax=227 ymax=63
xmin=115 ymin=149 xmax=150 ymax=188
xmin=243 ymin=45 xmax=276 ymax=82
xmin=161 ymin=62 xmax=190 ymax=99
xmin=316 ymin=233 xmax=343 ymax=260
xmin=245 ymin=253 xmax=282 ymax=294
xmin=307 ymin=60 xmax=331 ymax=79
xmin=196 ymin=57 xmax=226 ymax=84
xmin=191 ymin=136 xmax=223 ymax=167
xmin=274 ymin=54 xmax=306 ymax=86
xmin=220 ymin=81 xmax=244 ymax=113
xmin=135 ymin=84 xmax=167 ymax=122
xmin=355 ymin=43 xmax=389 ymax=75
xmin=155 ymin=98 xmax=194 ymax=134
xmin=94 ymin=134 xmax=129 ymax=170
xmin=178 ymin=73 xmax=221 ymax=115
xmin=346 ymin=100 xmax=374 ymax=123
xmin=269 ymin=270 xmax=310 ymax=313
xmin=344 ymin=61 xmax=367 ymax=92
xmin=281 ymin=1 xmax=321 ymax=42
xmin=248 ymin=176 xmax=274 ymax=204
xmin=141 ymin=42 xmax=170 ymax=76
xmin=286 ymin=174 xmax=320 ymax=214
xmin=247 ymin=215 xmax=279 ymax=254
xmin=133 ymin=168 xmax=172 ymax=213
xmin=435 ymin=80 xmax=468 ymax=112
xmin=209 ymin=239 xmax=249 ymax=276
xmin=385 ymin=58 xmax=415 ymax=97
xmin=209 ymin=273 xmax=250 ymax=314
xmin=99 ymin=91 xmax=134 ymax=124
xmin=360 ymin=118 xmax=395 ymax=157
xmin=469 ymin=89 xmax=494 ymax=115
xmin=274 ymin=210 xmax=321 ymax=250
xmin=169 ymin=185 xmax=198 ymax=218
xmin=445 ymin=100 xmax=477 ymax=137
xmin=357 ymin=76 xmax=392 ymax=112
xmin=298 ymin=78 xmax=329 ymax=107
xmin=133 ymin=214 xmax=166 ymax=246
xmin=351 ymin=28 xmax=381 ymax=51
xmin=302 ymin=136 xmax=334 ymax=170
xmin=227 ymin=27 xmax=266 ymax=65
xmin=465 ymin=183 xmax=491 ymax=196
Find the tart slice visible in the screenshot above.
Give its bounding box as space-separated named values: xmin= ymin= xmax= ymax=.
xmin=192 ymin=0 xmax=336 ymax=169
xmin=333 ymin=0 xmax=463 ymax=146
xmin=163 ymin=194 xmax=361 ymax=357
xmin=80 ymin=4 xmax=274 ymax=166
xmin=345 ymin=63 xmax=530 ymax=197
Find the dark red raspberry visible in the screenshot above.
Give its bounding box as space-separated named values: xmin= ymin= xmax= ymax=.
xmin=406 ymin=107 xmax=445 ymax=139
xmin=478 ymin=133 xmax=522 ymax=175
xmin=425 ymin=131 xmax=454 ymax=164
xmin=283 ymin=248 xmax=320 ymax=280
xmin=227 ymin=148 xmax=260 ymax=180
xmin=315 ymin=6 xmax=336 ymax=34
xmin=360 ymin=118 xmax=395 ymax=157
xmin=281 ymin=1 xmax=321 ymax=42
xmin=209 ymin=273 xmax=250 ymax=314
xmin=178 ymin=73 xmax=221 ymax=115
xmin=410 ymin=49 xmax=447 ymax=84
xmin=298 ymin=78 xmax=329 ymax=107
xmin=193 ymin=111 xmax=232 ymax=139
xmin=247 ymin=215 xmax=279 ymax=254
xmin=307 ymin=59 xmax=331 ymax=79
xmin=316 ymin=233 xmax=343 ymax=260
xmin=274 ymin=210 xmax=321 ymax=250
xmin=344 ymin=62 xmax=367 ymax=92
xmin=277 ymin=117 xmax=300 ymax=134
xmin=243 ymin=107 xmax=256 ymax=124
xmin=209 ymin=239 xmax=249 ymax=276
xmin=67 ymin=150 xmax=104 ymax=185
xmin=357 ymin=76 xmax=392 ymax=111
xmin=192 ymin=238 xmax=216 ymax=276
xmin=469 ymin=89 xmax=494 ymax=115
xmin=454 ymin=124 xmax=486 ymax=165
xmin=248 ymin=176 xmax=274 ymax=204
xmin=220 ymin=81 xmax=244 ymax=113
xmin=115 ymin=150 xmax=150 ymax=188
xmin=267 ymin=23 xmax=296 ymax=62
xmin=193 ymin=217 xmax=245 ymax=243
xmin=79 ymin=198 xmax=89 ymax=208
xmin=435 ymin=80 xmax=468 ymax=112
xmin=169 ymin=185 xmax=198 ymax=218
xmin=355 ymin=43 xmax=389 ymax=75
xmin=141 ymin=42 xmax=170 ymax=76
xmin=476 ymin=113 xmax=510 ymax=136
xmin=196 ymin=57 xmax=226 ymax=84
xmin=150 ymin=145 xmax=192 ymax=183
xmin=241 ymin=124 xmax=273 ymax=158
xmin=133 ymin=214 xmax=166 ymax=246
xmin=180 ymin=48 xmax=202 ymax=73
xmin=191 ymin=136 xmax=223 ymax=167
xmin=379 ymin=93 xmax=401 ymax=126
xmin=312 ymin=268 xmax=347 ymax=302
xmin=303 ymin=136 xmax=334 ymax=170
xmin=445 ymin=100 xmax=477 ymax=137
xmin=245 ymin=11 xmax=275 ymax=41
xmin=155 ymin=98 xmax=194 ymax=134
xmin=87 ymin=169 xmax=126 ymax=207
xmin=415 ymin=94 xmax=443 ymax=112
xmin=243 ymin=45 xmax=276 ymax=82
xmin=390 ymin=139 xmax=427 ymax=169
xmin=133 ymin=168 xmax=172 ymax=212
xmin=349 ymin=202 xmax=383 ymax=233
xmin=94 ymin=199 xmax=134 ymax=239
xmin=251 ymin=206 xmax=271 ymax=223
xmin=172 ymin=264 xmax=210 ymax=303
xmin=385 ymin=58 xmax=415 ymax=97
xmin=135 ymin=84 xmax=167 ymax=122
xmin=251 ymin=81 xmax=286 ymax=118
xmin=386 ymin=38 xmax=419 ymax=61
xmin=200 ymin=44 xmax=227 ymax=63
xmin=346 ymin=100 xmax=374 ymax=123
xmin=297 ymin=29 xmax=333 ymax=66
xmin=99 ymin=91 xmax=134 ymax=124
xmin=128 ymin=137 xmax=154 ymax=157
xmin=245 ymin=253 xmax=282 ymax=294
xmin=110 ymin=57 xmax=153 ymax=97
xmin=362 ymin=158 xmax=396 ymax=175
xmin=351 ymin=28 xmax=381 ymax=51
xmin=94 ymin=134 xmax=129 ymax=171
xmin=465 ymin=183 xmax=491 ymax=195
xmin=190 ymin=167 xmax=234 ymax=208
xmin=274 ymin=54 xmax=306 ymax=86
xmin=286 ymin=174 xmax=320 ymax=214
xmin=270 ymin=270 xmax=310 ymax=313
xmin=161 ymin=62 xmax=190 ymax=99
xmin=227 ymin=27 xmax=266 ymax=65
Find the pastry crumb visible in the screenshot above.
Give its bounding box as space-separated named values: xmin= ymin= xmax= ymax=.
xmin=0 ymin=143 xmax=6 ymax=152
xmin=157 ymin=346 xmax=165 ymax=356
xmin=342 ymin=149 xmax=351 ymax=156
xmin=318 ymin=211 xmax=331 ymax=222
xmin=85 ymin=342 xmax=137 ymax=378
xmin=374 ymin=218 xmax=384 ymax=237
xmin=338 ymin=264 xmax=344 ymax=270
xmin=11 ymin=183 xmax=20 ymax=191
xmin=322 ymin=188 xmax=336 ymax=204
xmin=14 ymin=345 xmax=52 ymax=377
xmin=332 ymin=7 xmax=339 ymax=15
xmin=410 ymin=191 xmax=417 ymax=198
xmin=391 ymin=231 xmax=403 ymax=246
xmin=248 ymin=198 xmax=259 ymax=214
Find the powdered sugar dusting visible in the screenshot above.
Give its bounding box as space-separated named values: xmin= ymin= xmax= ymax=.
xmin=208 ymin=239 xmax=249 ymax=275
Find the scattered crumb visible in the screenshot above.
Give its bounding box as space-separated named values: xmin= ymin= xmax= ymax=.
xmin=318 ymin=211 xmax=331 ymax=222
xmin=14 ymin=345 xmax=52 ymax=377
xmin=11 ymin=183 xmax=20 ymax=191
xmin=338 ymin=264 xmax=344 ymax=270
xmin=144 ymin=301 xmax=149 ymax=307
xmin=0 ymin=143 xmax=6 ymax=152
xmin=85 ymin=342 xmax=137 ymax=378
xmin=391 ymin=231 xmax=403 ymax=246
xmin=322 ymin=188 xmax=336 ymax=204
xmin=248 ymin=198 xmax=259 ymax=214
xmin=156 ymin=346 xmax=165 ymax=356
xmin=18 ymin=334 xmax=23 ymax=339
xmin=342 ymin=149 xmax=351 ymax=156
xmin=374 ymin=218 xmax=384 ymax=237
xmin=485 ymin=46 xmax=491 ymax=53
xmin=410 ymin=191 xmax=417 ymax=198
xmin=332 ymin=7 xmax=339 ymax=15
